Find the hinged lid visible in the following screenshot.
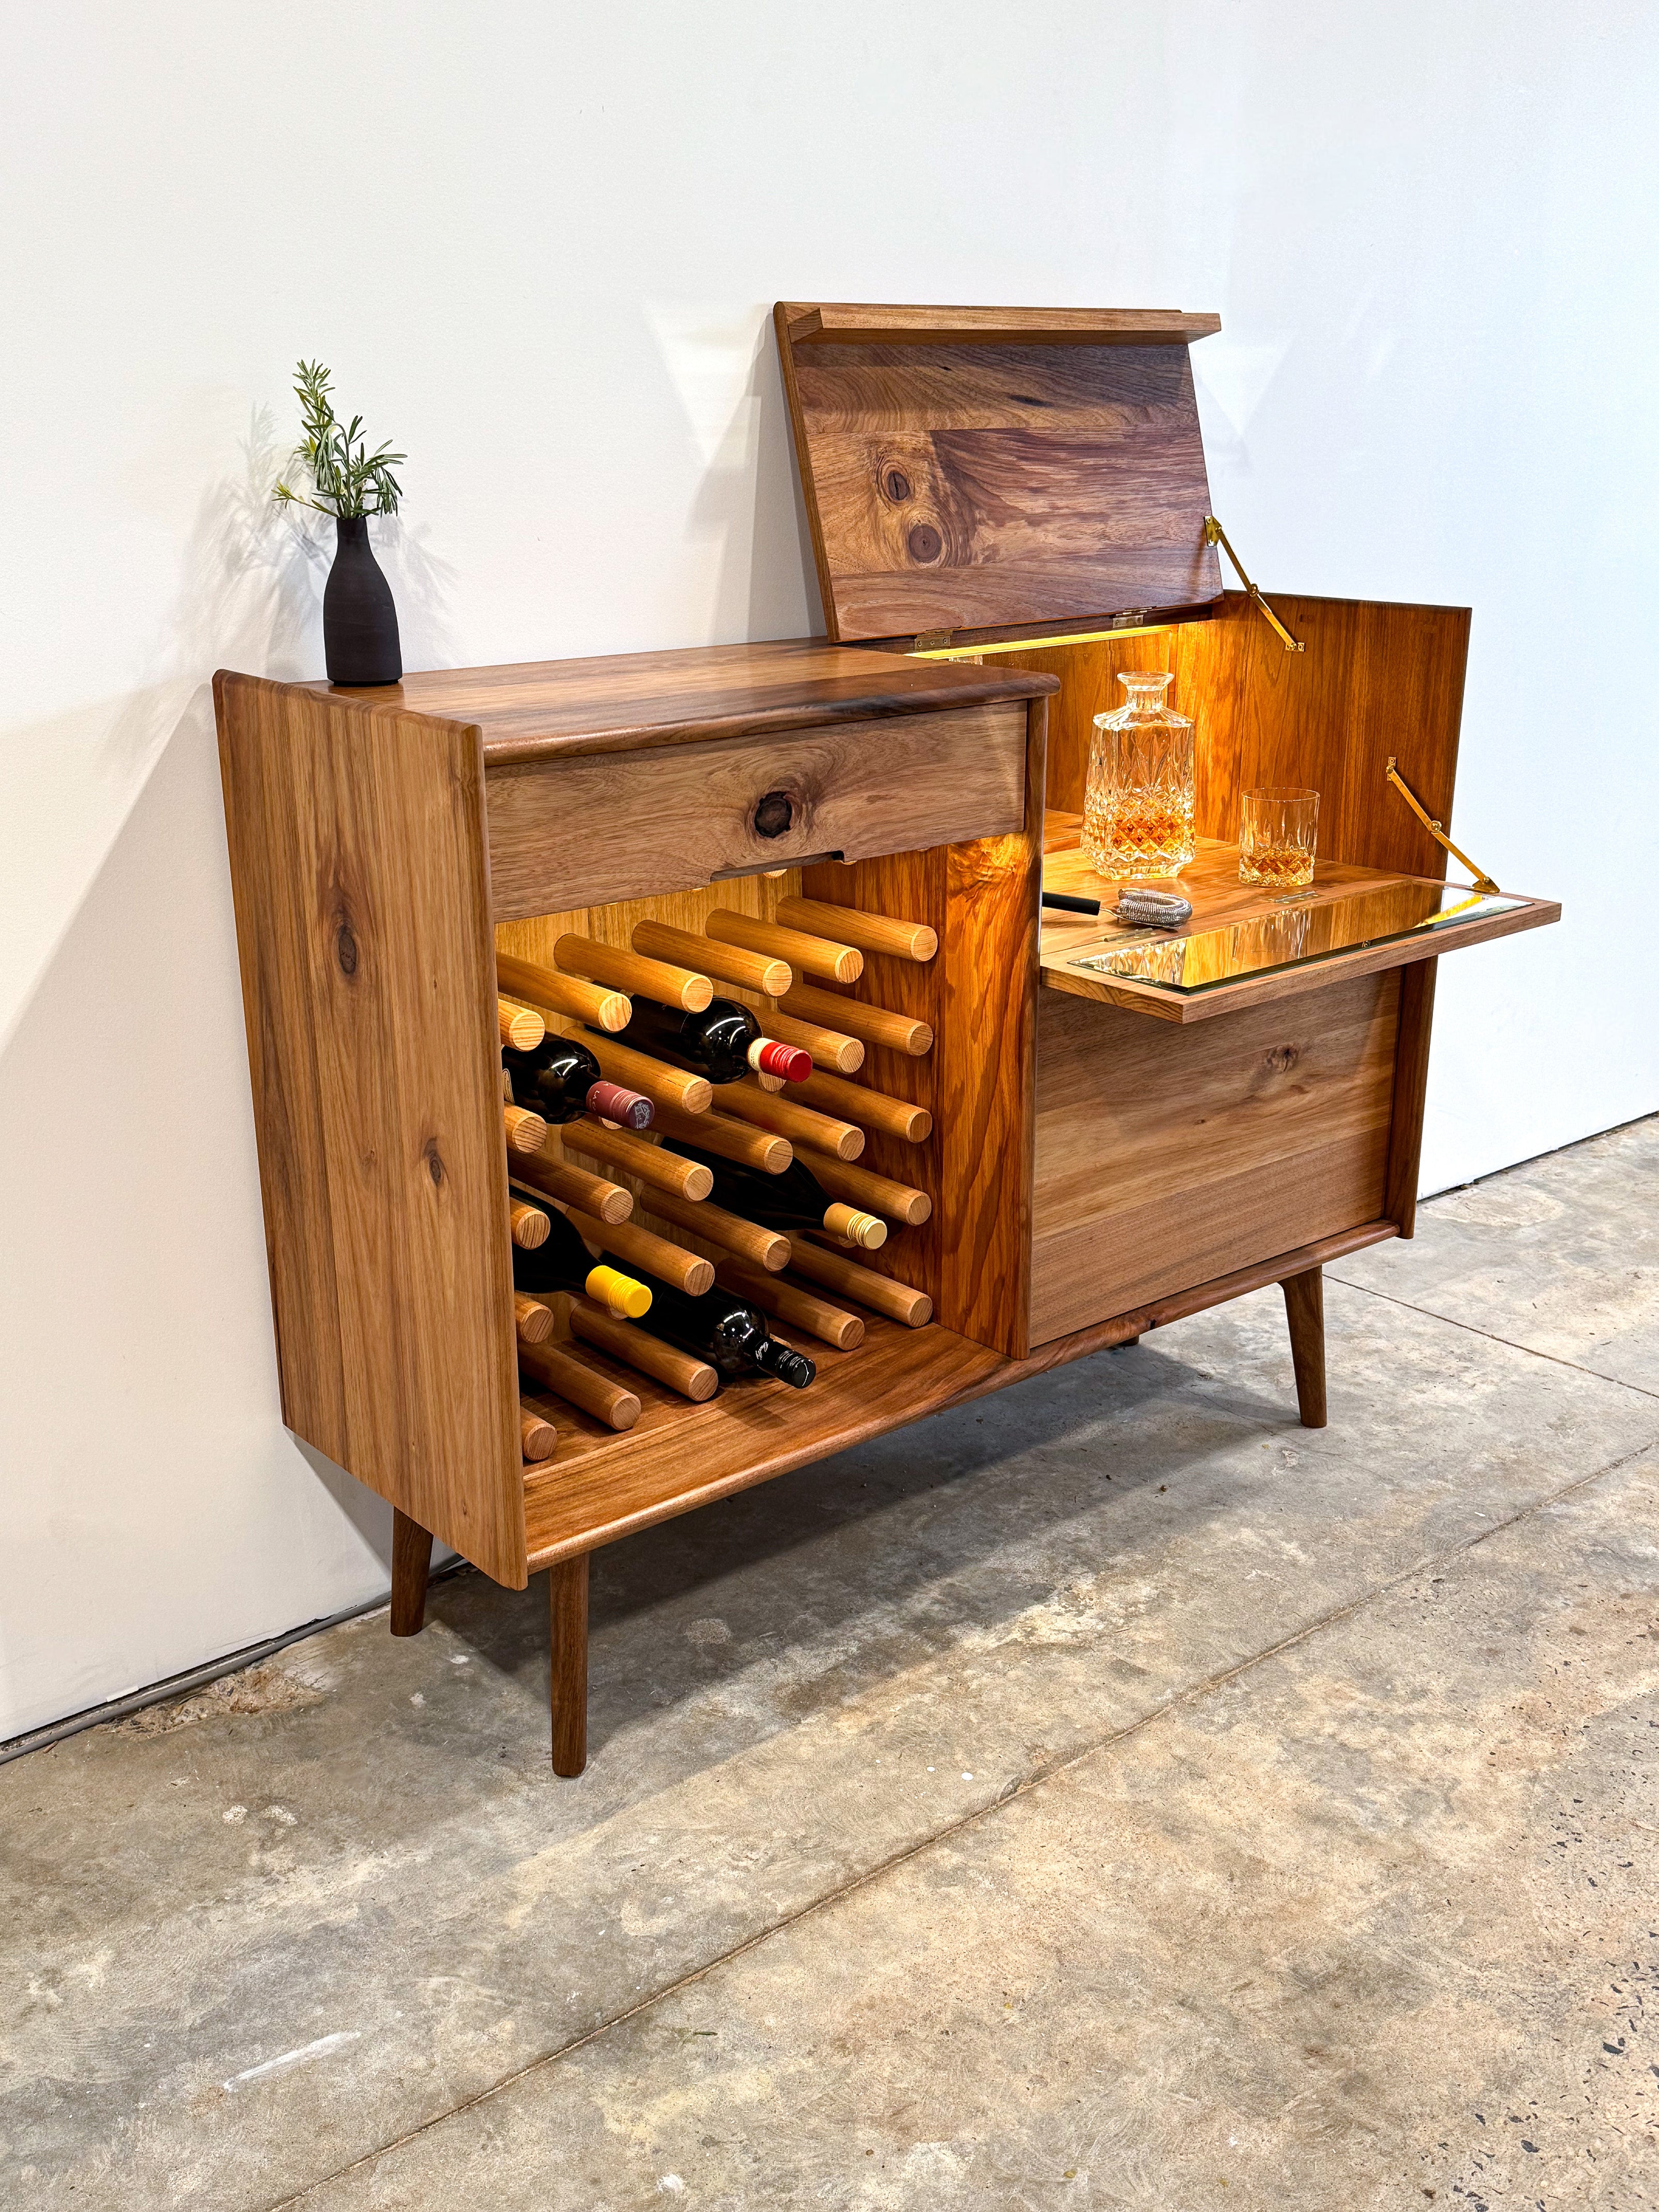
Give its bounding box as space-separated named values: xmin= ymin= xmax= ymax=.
xmin=774 ymin=301 xmax=1225 ymax=647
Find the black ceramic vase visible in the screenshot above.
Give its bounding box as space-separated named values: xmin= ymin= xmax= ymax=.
xmin=323 ymin=513 xmax=401 ymax=686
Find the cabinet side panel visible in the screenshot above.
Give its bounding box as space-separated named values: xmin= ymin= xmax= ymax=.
xmin=215 ymin=674 xmax=525 ymax=1587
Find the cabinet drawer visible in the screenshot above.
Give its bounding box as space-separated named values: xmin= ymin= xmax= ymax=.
xmin=484 ymin=701 xmax=1027 ymax=920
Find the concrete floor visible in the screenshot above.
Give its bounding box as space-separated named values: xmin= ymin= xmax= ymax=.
xmin=3 ymin=1117 xmax=1655 ymax=2211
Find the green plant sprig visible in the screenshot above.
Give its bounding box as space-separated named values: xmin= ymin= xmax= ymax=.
xmin=273 ymin=359 xmax=405 ymax=519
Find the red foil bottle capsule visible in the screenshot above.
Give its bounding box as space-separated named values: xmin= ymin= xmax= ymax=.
xmin=751 ymin=1037 xmax=812 ymax=1082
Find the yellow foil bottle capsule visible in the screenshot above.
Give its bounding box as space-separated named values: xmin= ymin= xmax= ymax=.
xmin=822 ymin=1203 xmax=887 ymax=1250
xmin=585 ymin=1265 xmax=651 ymax=1320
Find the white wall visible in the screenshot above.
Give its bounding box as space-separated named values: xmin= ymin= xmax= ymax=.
xmin=4 ymin=1 xmax=1655 ymax=1739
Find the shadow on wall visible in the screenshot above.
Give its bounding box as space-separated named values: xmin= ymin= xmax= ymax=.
xmin=647 ymin=305 xmax=823 ymax=643
xmin=2 ymin=403 xmax=460 ymax=1056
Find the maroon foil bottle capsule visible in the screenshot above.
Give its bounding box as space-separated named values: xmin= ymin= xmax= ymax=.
xmin=503 ymin=1035 xmax=654 ymax=1127
xmin=585 ymin=1079 xmax=654 ymax=1130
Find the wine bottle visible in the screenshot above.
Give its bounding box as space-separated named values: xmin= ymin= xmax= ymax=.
xmin=609 ymin=994 xmax=811 ymax=1086
xmin=658 ymin=1143 xmax=886 ymax=1249
xmin=512 ymin=1209 xmax=653 ymax=1320
xmin=611 ymin=1264 xmax=816 ymax=1388
xmin=504 ymin=1032 xmax=653 ymax=1129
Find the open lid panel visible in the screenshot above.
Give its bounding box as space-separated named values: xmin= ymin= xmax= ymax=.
xmin=774 ymin=301 xmax=1225 ymax=649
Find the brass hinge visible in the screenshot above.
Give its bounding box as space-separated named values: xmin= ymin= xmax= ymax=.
xmin=1203 ymin=516 xmax=1304 ymax=653
xmin=1385 ymin=757 xmax=1500 ymax=893
xmin=914 ymin=628 xmax=954 ymax=653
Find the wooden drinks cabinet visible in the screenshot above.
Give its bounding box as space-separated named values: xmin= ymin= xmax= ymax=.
xmin=215 ymin=303 xmax=1558 ymax=1774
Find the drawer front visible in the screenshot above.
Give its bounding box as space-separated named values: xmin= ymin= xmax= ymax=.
xmin=484 ymin=701 xmax=1027 ymax=920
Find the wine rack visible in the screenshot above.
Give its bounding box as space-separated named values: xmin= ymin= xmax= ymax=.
xmin=494 ymin=865 xmax=969 ymax=1480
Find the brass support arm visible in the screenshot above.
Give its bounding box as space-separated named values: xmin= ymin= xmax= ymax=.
xmin=1385 ymin=757 xmax=1500 ymax=893
xmin=1203 ymin=516 xmax=1304 ymax=653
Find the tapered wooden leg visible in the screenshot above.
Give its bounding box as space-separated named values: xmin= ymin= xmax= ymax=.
xmin=549 ymin=1554 xmax=591 ymax=1777
xmin=1281 ymin=1267 xmax=1328 ymax=1429
xmin=389 ymin=1509 xmax=434 ymax=1636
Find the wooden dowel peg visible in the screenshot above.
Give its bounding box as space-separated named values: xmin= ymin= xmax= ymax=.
xmin=519 ymin=1406 xmax=559 ymax=1462
xmin=639 ymin=1187 xmax=791 ymax=1273
xmin=789 ymin=1068 xmax=932 ymax=1145
xmin=716 ymin=1258 xmax=865 ymax=1351
xmin=519 ymin=1387 xmax=571 ymax=1441
xmin=512 ymin=1149 xmax=634 ymax=1226
xmin=498 ymin=996 xmax=547 ymax=1051
xmin=779 ymin=983 xmax=933 ymax=1059
xmin=795 ymin=1147 xmax=932 ymax=1227
xmin=705 ymin=909 xmax=864 ymax=985
xmin=775 ymin=897 xmax=938 ymax=964
xmin=504 ymin=1103 xmax=549 ymax=1155
xmin=762 ymin=1005 xmax=864 ymax=1076
xmin=632 ymin=918 xmax=792 ymax=999
xmin=562 ymin=1204 xmax=715 ymax=1296
xmin=652 ymin=1099 xmax=792 ymax=1175
xmin=567 ymin=1297 xmax=719 ymax=1403
xmin=509 ymin=1198 xmax=551 ymax=1249
xmin=496 ymin=951 xmax=630 ymax=1034
xmin=513 ymin=1292 xmax=555 ymax=1346
xmin=584 ymin=1033 xmax=712 ymax=1116
xmin=520 ymin=1340 xmax=641 ymax=1431
xmin=787 ymin=1240 xmax=934 ymax=1327
xmin=563 ymin=1118 xmax=714 ymax=1201
xmin=712 ymin=1079 xmax=864 ymax=1161
xmin=556 ymin=934 xmax=712 ymax=1014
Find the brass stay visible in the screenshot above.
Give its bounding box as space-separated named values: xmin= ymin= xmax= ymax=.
xmin=1203 ymin=516 xmax=1304 ymax=653
xmin=1385 ymin=758 xmax=1501 ymax=894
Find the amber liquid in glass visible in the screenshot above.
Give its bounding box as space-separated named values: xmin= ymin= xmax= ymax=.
xmin=1084 ymin=787 xmax=1196 ymax=879
xmin=1237 ymin=842 xmax=1315 ymax=889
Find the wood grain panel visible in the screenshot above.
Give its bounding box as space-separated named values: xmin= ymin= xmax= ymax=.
xmin=1029 ymin=970 xmax=1398 ymax=1345
xmin=317 ymin=637 xmax=1053 ymax=764
xmin=521 ymin=1217 xmax=1397 ymax=1569
xmin=1027 ymin=591 xmax=1472 ymax=879
xmin=777 ymin=309 xmax=1222 ymax=643
xmin=214 ymin=672 xmax=525 ymax=1586
xmin=485 ymin=703 xmax=1026 ymax=919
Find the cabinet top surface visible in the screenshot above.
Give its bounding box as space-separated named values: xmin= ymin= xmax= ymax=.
xmin=291 ymin=637 xmax=1055 ymax=763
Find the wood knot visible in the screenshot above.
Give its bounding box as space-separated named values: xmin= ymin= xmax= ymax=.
xmin=752 ymin=790 xmax=793 ymax=839
xmin=906 ymin=522 xmax=944 ymax=564
xmin=882 ymin=467 xmax=913 ymax=502
xmin=335 ymin=921 xmax=359 ymax=976
xmin=1262 ymin=1044 xmax=1300 ymax=1076
xmin=423 ymin=1137 xmax=445 ymax=1186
